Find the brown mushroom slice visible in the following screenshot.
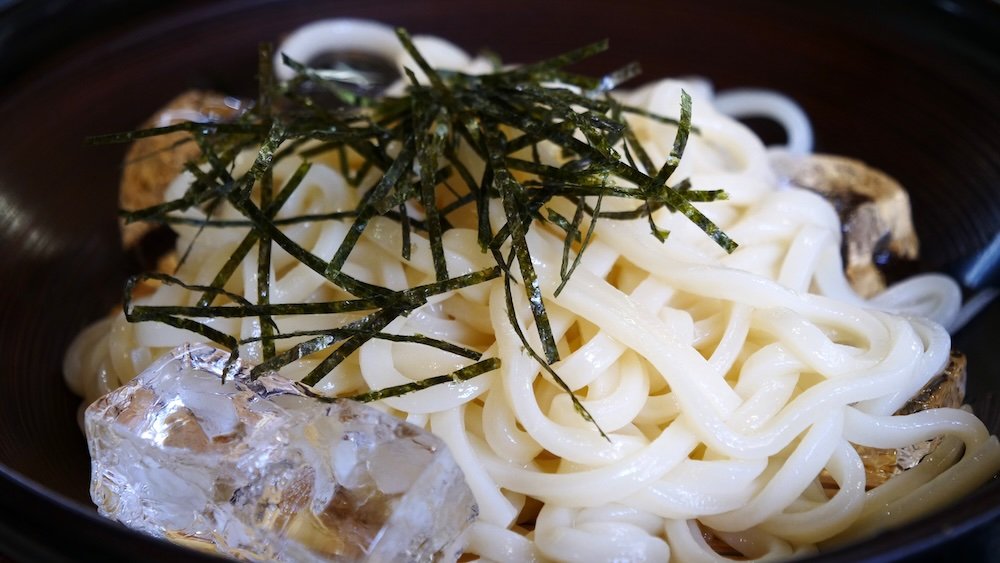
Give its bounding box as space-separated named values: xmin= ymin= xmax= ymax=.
xmin=768 ymin=151 xmax=920 ymax=298
xmin=821 ymin=351 xmax=968 ymax=492
xmin=119 ymin=90 xmax=247 ymax=250
xmin=701 ymin=355 xmax=967 ymax=557
xmin=893 ymin=350 xmax=968 ymax=470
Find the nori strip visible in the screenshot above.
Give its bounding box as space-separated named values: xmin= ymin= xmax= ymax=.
xmin=99 ymin=30 xmax=739 ymax=430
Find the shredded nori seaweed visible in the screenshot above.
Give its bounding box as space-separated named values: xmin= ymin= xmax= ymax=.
xmin=95 ymin=29 xmax=736 ymax=434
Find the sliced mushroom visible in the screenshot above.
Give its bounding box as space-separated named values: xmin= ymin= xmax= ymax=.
xmin=822 ymin=351 xmax=967 ymax=491
xmin=769 ymin=151 xmax=919 ymax=298
xmin=119 ymin=90 xmax=246 ymax=250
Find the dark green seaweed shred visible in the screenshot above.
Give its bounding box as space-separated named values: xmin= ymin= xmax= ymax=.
xmin=347 ymin=358 xmax=500 ymax=403
xmin=240 ymin=329 xmax=483 ymax=361
xmin=257 ymin=43 xmax=278 ymax=360
xmin=498 ymin=252 xmax=608 ymax=441
xmin=97 ymin=30 xmax=738 ymax=434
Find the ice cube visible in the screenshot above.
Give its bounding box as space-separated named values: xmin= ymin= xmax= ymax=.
xmin=85 ymin=343 xmax=477 ymax=562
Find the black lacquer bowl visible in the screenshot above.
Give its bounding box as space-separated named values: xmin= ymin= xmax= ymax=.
xmin=1 ymin=1 xmax=998 ymax=561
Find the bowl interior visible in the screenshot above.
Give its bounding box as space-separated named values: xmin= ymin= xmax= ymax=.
xmin=1 ymin=0 xmax=998 ymax=561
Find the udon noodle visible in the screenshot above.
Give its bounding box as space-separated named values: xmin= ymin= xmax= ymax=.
xmin=64 ymin=21 xmax=1000 ymax=562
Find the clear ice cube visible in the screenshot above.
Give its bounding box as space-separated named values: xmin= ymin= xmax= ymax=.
xmin=85 ymin=344 xmax=477 ymax=562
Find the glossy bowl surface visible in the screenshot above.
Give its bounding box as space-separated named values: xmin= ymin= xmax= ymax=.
xmin=1 ymin=1 xmax=998 ymax=561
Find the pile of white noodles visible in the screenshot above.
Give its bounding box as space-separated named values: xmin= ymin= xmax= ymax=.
xmin=64 ymin=20 xmax=1000 ymax=562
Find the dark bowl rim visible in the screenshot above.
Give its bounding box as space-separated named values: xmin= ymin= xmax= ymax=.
xmin=1 ymin=0 xmax=999 ymax=561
